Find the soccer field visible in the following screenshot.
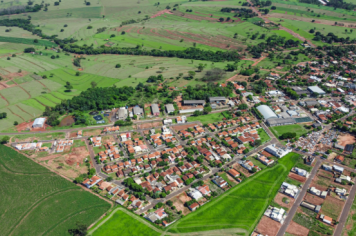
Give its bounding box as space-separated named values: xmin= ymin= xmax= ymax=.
xmin=270 ymin=124 xmax=308 ymax=139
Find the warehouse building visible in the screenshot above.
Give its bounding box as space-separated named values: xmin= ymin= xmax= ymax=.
xmin=165 ymin=104 xmax=175 ymax=114
xmin=32 ymin=117 xmax=46 ymax=128
xmin=308 ymin=86 xmax=326 ymax=95
xmin=266 ymin=117 xmax=296 ymax=127
xmin=209 ymin=97 xmax=226 ymax=103
xmin=183 ymin=100 xmax=205 ymax=106
xmin=256 ymin=105 xmax=278 ymax=120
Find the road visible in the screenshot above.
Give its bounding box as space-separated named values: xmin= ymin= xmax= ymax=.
xmin=276 ymin=159 xmax=322 ymax=236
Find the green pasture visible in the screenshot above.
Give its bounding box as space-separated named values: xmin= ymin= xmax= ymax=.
xmin=188 ymin=112 xmax=225 ymax=125
xmin=343 ymin=196 xmax=356 ymax=236
xmin=12 ymin=132 xmax=65 ymax=141
xmin=270 ymin=124 xmax=308 ymax=139
xmin=168 ymin=152 xmax=300 ymax=234
xmin=0 ymin=145 xmax=111 ymax=236
xmin=90 ymin=208 xmax=160 ymax=236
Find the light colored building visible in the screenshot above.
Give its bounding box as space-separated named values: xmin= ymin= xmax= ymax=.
xmin=256 ymin=105 xmax=278 ymax=120
xmin=265 ymin=144 xmax=292 ymax=158
xmin=32 ymin=117 xmax=46 ymax=128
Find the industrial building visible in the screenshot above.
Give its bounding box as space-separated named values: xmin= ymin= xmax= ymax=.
xmin=183 ymin=100 xmax=205 ymax=106
xmin=256 ymin=105 xmax=278 ymax=120
xmin=308 ymin=86 xmax=326 ymax=95
xmin=265 ymin=144 xmax=292 ymax=158
xmin=266 ymin=117 xmax=296 ymax=127
xmin=165 ymin=104 xmax=175 ymax=114
xmin=32 ymin=117 xmax=46 ymax=128
xmin=116 ymin=107 xmax=128 ymax=120
xmin=209 ymin=97 xmax=226 ymax=103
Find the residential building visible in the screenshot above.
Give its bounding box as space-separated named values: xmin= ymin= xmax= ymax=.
xmin=151 ymin=104 xmax=160 ymax=116
xmin=165 ymin=104 xmax=175 ymax=114
xmin=264 ymin=144 xmax=292 ymax=158
xmin=212 ymin=176 xmax=228 ymax=188
xmin=116 ymin=107 xmax=128 ymax=120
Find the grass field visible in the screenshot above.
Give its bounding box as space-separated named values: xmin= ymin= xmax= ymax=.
xmin=90 ymin=208 xmax=161 ymax=236
xmin=270 ymin=124 xmax=308 ymax=139
xmin=0 ymin=144 xmax=111 ymax=236
xmin=257 ymin=128 xmax=271 ymax=143
xmin=167 ymin=152 xmax=300 ymax=234
xmin=343 ymin=196 xmax=356 ymax=236
xmin=188 ymin=112 xmax=225 ymax=125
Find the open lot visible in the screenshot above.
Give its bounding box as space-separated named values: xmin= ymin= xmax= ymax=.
xmin=0 ymin=145 xmax=110 ymax=236
xmin=167 ymin=152 xmax=300 ymax=234
xmin=256 ymin=216 xmax=281 ymax=236
xmin=338 ymin=133 xmax=356 ymax=147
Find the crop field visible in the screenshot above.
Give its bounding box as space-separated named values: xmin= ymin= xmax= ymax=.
xmin=270 ymin=124 xmax=308 ymax=139
xmin=343 ymin=196 xmax=356 ymax=236
xmin=90 ymin=208 xmax=161 ymax=236
xmin=0 ymin=145 xmax=111 ymax=236
xmin=167 ymin=152 xmax=300 ymax=234
xmin=0 ymin=36 xmax=57 ymax=47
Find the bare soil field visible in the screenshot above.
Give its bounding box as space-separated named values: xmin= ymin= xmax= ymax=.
xmin=310 ymin=175 xmax=329 ymax=191
xmin=286 ymin=221 xmax=309 ymax=236
xmin=274 ymin=192 xmax=295 ymax=209
xmin=151 ymin=9 xmax=173 ymax=18
xmin=172 ymin=123 xmax=196 ymax=132
xmin=69 ymin=132 xmax=78 ymax=138
xmin=343 ymin=209 xmax=355 ymax=236
xmin=328 ymin=152 xmax=337 ymax=161
xmin=304 ymin=193 xmax=325 ymax=205
xmin=83 ymin=128 xmax=102 ymax=136
xmin=288 ymin=172 xmax=306 ymax=183
xmin=16 ymin=119 xmax=50 ymax=132
xmin=102 ymin=135 xmax=115 ymax=143
xmin=256 ymin=216 xmax=281 ymax=236
xmin=136 ymin=121 xmax=162 ymax=129
xmin=59 ymin=115 xmax=75 ymax=127
xmin=171 ymin=192 xmax=191 ymax=215
xmin=233 ymin=163 xmax=252 ymax=177
xmin=338 ymin=133 xmax=356 ymax=146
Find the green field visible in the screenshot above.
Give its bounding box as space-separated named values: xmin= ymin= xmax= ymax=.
xmin=0 ymin=144 xmax=111 ymax=236
xmin=257 ymin=128 xmax=271 ymax=143
xmin=90 ymin=208 xmax=161 ymax=236
xmin=343 ymin=195 xmax=356 ymax=236
xmin=167 ymin=152 xmax=300 ymax=234
xmin=270 ymin=124 xmax=308 ymax=139
xmin=188 ymin=112 xmax=225 ymax=125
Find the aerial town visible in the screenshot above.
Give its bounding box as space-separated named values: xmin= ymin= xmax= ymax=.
xmin=2 ymin=0 xmax=356 ymax=236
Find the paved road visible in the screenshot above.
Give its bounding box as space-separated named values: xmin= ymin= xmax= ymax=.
xmin=334 ymin=183 xmax=356 ymax=236
xmin=276 ymin=159 xmax=322 ymax=236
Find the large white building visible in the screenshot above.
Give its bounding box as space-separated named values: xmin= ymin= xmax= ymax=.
xmin=32 ymin=117 xmax=46 ymax=128
xmin=265 ymin=144 xmax=292 ymax=158
xmin=256 ymin=105 xmax=278 ymax=120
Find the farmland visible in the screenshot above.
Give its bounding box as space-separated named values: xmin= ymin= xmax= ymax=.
xmin=0 ymin=144 xmax=111 ymax=236
xmin=167 ymin=152 xmax=300 ymax=234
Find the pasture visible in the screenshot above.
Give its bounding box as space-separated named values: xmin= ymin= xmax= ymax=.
xmin=0 ymin=145 xmax=111 ymax=236
xmin=90 ymin=208 xmax=161 ymax=236
xmin=167 ymin=152 xmax=300 ymax=234
xmin=270 ymin=124 xmax=308 ymax=139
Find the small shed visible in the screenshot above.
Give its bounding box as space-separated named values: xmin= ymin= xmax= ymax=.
xmin=32 ymin=117 xmax=46 ymax=128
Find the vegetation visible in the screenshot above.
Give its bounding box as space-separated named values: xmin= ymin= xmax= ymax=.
xmin=0 ymin=145 xmax=110 ymax=236
xmin=168 ymin=153 xmax=300 ymax=234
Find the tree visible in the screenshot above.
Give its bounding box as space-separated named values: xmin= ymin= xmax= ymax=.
xmin=65 ymin=81 xmax=73 ymax=92
xmin=188 ymin=71 xmax=195 ymax=79
xmin=0 ymin=136 xmax=10 ymax=144
xmin=106 ymin=176 xmax=113 ymax=181
xmin=238 ymin=103 xmax=248 ymax=110
xmin=68 ymin=222 xmax=88 ymax=236
xmin=14 ymin=121 xmax=18 ymax=125
xmin=197 ymin=63 xmax=206 ymax=72
xmin=91 ymin=81 xmax=97 ymax=88
xmin=254 ymin=139 xmax=262 ymax=147
xmin=115 ymin=63 xmax=121 ymax=68
xmin=33 ymin=39 xmax=38 ymax=43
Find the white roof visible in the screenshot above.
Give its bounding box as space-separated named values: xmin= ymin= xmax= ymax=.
xmin=257 ymin=105 xmax=278 ymax=120
xmin=33 ymin=117 xmax=46 ymax=125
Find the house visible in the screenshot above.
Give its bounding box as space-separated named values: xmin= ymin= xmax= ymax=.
xmin=151 ymin=104 xmax=160 ymax=116
xmin=320 ymin=215 xmax=333 ymax=225
xmin=189 ymin=189 xmax=203 ymax=200
xmin=257 ymin=155 xmax=274 ymax=166
xmin=295 ymin=167 xmax=308 ymax=177
xmin=189 ymin=202 xmax=199 ymax=211
xmin=333 ymin=165 xmax=344 ymax=173
xmin=197 ymin=184 xmax=210 ymax=195
xmin=82 ymin=176 xmax=101 ymax=188
xmin=228 ymin=169 xmax=240 ymax=178
xmin=116 ymin=107 xmax=128 ymax=120
xmin=334 ymin=155 xmax=345 ymax=163
xmin=305 ymin=156 xmax=315 ymax=165
xmin=280 ymin=182 xmax=300 ymax=198
xmin=165 ymin=104 xmax=175 ymax=114
xmin=133 ymin=105 xmax=144 ymax=116
xmin=322 ymin=164 xmax=333 ymax=171
xmin=146 ymin=208 xmax=167 ymax=222
xmin=90 ymin=137 xmax=102 ymax=147
xmin=77 ymin=130 xmax=82 ymax=137
xmin=212 ymin=176 xmax=228 ymax=188
xmin=176 ymin=116 xmax=186 ymax=124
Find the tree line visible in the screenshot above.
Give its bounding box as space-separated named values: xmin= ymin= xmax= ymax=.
xmin=0 ymin=19 xmax=241 ymax=63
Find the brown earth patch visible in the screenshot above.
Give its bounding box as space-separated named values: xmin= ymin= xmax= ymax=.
xmin=171 ymin=192 xmax=191 ymax=215
xmin=151 ymin=9 xmax=173 ymax=18
xmin=232 ymin=163 xmax=252 ymax=177
xmin=256 ymin=216 xmax=281 ymax=236
xmin=274 ymin=192 xmax=295 ymax=209
xmin=69 ymin=132 xmax=78 ymax=138
xmin=102 ymin=135 xmax=115 ymax=143
xmin=288 ymin=172 xmax=306 ymax=183
xmin=304 ymin=193 xmax=325 ymax=205
xmin=338 ymin=133 xmax=356 ymax=146
xmin=83 ymin=129 xmax=102 ymax=136
xmin=172 ymin=123 xmax=197 ymax=132
xmin=136 ymin=121 xmax=162 ymax=130
xmin=15 ymin=120 xmax=33 ymax=132
xmin=286 ymin=221 xmax=309 ymax=236
xmin=59 ymin=115 xmax=75 ymax=127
